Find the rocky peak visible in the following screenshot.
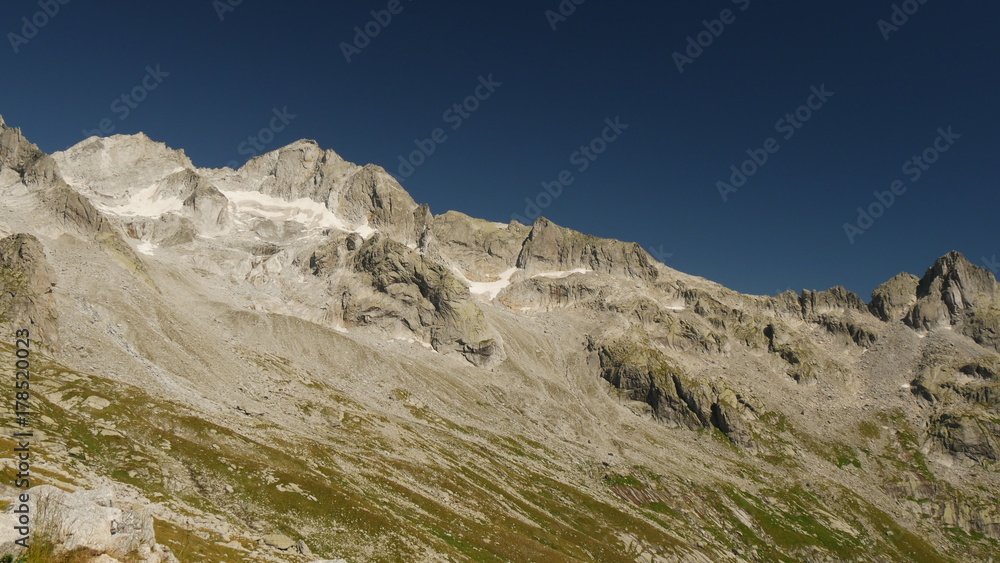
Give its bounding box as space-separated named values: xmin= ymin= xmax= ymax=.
xmin=799 ymin=286 xmax=868 ymax=319
xmin=0 ymin=116 xmax=45 ymax=174
xmin=53 ymin=134 xmax=195 ymax=200
xmin=232 ymin=139 xmax=352 ymax=202
xmin=908 ymin=251 xmax=999 ymax=330
xmin=870 ymin=272 xmax=921 ymax=321
xmin=337 ymin=164 xmax=426 ymax=244
xmin=516 ymin=217 xmax=658 ymax=281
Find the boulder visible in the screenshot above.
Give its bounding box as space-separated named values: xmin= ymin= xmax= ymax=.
xmin=262 ymin=533 xmax=295 ymax=550
xmin=0 ymin=486 xmax=177 ymax=562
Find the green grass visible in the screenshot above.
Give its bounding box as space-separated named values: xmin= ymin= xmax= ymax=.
xmin=3 ymin=344 xmax=994 ymax=561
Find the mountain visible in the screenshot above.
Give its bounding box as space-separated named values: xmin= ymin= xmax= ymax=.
xmin=0 ymin=115 xmax=997 ymax=562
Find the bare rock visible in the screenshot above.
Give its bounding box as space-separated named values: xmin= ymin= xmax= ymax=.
xmin=0 ymin=486 xmax=177 ymax=562
xmin=870 ymin=272 xmax=920 ymax=321
xmin=182 ymin=180 xmax=231 ymax=233
xmin=593 ymin=332 xmax=755 ymax=447
xmin=908 ymin=251 xmax=999 ymax=331
xmin=351 ymin=234 xmax=505 ymax=366
xmin=800 ymin=286 xmax=868 ymax=319
xmin=262 ymin=533 xmax=295 ymax=550
xmin=429 ymin=210 xmax=530 ymax=275
xmin=0 ymin=233 xmax=58 ymax=348
xmin=516 ymin=217 xmax=658 ymax=281
xmin=931 ymin=413 xmax=999 ymax=463
xmin=339 ymin=164 xmax=428 ymax=246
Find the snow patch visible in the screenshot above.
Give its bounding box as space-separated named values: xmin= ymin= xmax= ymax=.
xmin=392 ymin=336 xmax=434 ymax=350
xmin=532 ymin=268 xmax=590 ymax=279
xmin=221 ymin=190 xmax=375 ymax=237
xmin=105 ymin=186 xmax=185 ymax=217
xmin=452 ymin=267 xmax=519 ymax=300
xmin=136 ymin=241 xmax=157 ymax=255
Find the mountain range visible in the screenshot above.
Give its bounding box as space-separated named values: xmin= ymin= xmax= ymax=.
xmin=0 ymin=114 xmax=997 ymax=562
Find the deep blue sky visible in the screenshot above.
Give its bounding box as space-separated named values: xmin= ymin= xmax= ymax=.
xmin=2 ymin=0 xmax=997 ymax=298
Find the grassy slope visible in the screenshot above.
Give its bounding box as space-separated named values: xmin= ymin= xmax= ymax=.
xmin=1 ymin=343 xmax=997 ymax=562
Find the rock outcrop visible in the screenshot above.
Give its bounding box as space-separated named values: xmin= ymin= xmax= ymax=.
xmin=516 ymin=217 xmax=659 ymax=281
xmin=800 ymin=286 xmax=868 ymax=318
xmin=339 ymin=165 xmax=429 ymax=245
xmin=429 ymin=210 xmax=530 ymax=277
xmin=764 ymin=323 xmax=826 ymax=385
xmin=349 ymin=234 xmax=504 ymax=366
xmin=182 ymin=180 xmax=231 ymax=233
xmin=911 ymin=347 xmax=1000 ymax=465
xmin=870 ymin=272 xmax=921 ymax=321
xmin=0 ymin=119 xmax=44 ymax=173
xmin=0 ymin=486 xmax=177 ymax=562
xmin=593 ymin=332 xmax=756 ymax=448
xmin=899 ymin=252 xmax=1000 ymax=352
xmin=0 ymin=234 xmax=58 ymax=348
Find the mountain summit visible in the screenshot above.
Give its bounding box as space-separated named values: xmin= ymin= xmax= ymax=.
xmin=0 ymin=116 xmax=997 ymax=561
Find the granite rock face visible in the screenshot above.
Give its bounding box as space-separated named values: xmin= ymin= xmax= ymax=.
xmin=594 ymin=332 xmax=756 ymax=448
xmin=800 ymin=286 xmax=868 ymax=319
xmin=904 ymin=252 xmax=1000 ymax=350
xmin=428 ymin=210 xmax=530 ymax=277
xmin=182 ymin=180 xmax=231 ymax=233
xmin=350 ymin=234 xmax=504 ymax=366
xmin=516 ymin=217 xmax=659 ymax=281
xmin=0 ymin=233 xmax=58 ymax=348
xmin=870 ymin=272 xmax=921 ymax=321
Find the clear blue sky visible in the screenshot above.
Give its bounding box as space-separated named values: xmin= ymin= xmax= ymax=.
xmin=2 ymin=0 xmax=997 ymax=298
